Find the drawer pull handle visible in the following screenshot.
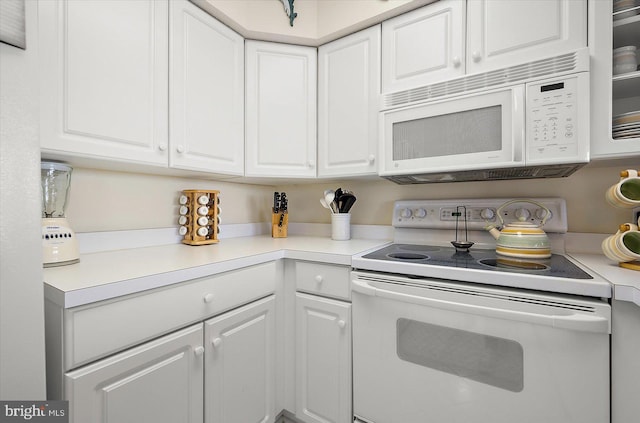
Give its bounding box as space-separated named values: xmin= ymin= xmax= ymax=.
xmin=315 ymin=275 xmax=323 ymax=283
xmin=203 ymin=293 xmax=214 ymax=303
xmin=212 ymin=337 xmax=222 ymax=348
xmin=337 ymin=320 xmax=346 ymax=329
xmin=194 ymin=346 xmax=205 ymax=356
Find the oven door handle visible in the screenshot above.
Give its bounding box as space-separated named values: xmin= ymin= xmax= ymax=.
xmin=352 ymin=278 xmax=609 ymax=334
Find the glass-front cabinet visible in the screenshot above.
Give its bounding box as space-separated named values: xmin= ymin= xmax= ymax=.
xmin=590 ymin=0 xmax=640 ymax=159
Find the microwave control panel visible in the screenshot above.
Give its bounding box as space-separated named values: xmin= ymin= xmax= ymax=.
xmin=526 ymin=73 xmax=589 ymax=163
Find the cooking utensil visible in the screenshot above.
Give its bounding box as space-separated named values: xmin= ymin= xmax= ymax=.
xmin=324 ymin=191 xmax=338 ymax=213
xmin=320 ymin=198 xmax=333 ymax=213
xmin=451 ymin=206 xmax=474 ymax=251
xmin=485 ymin=199 xmax=551 ymax=259
xmin=339 ymin=193 xmax=356 ymax=213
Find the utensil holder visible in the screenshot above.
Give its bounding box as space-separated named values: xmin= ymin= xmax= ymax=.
xmin=272 ymin=212 xmax=288 ymax=238
xmin=331 ymin=213 xmax=351 ymax=241
xmin=179 ymin=189 xmax=220 ymax=246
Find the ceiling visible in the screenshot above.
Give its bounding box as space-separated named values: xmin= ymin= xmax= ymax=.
xmin=191 ymin=0 xmax=437 ymax=46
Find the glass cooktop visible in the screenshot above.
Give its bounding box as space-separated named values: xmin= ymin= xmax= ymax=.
xmin=362 ymin=244 xmax=593 ymax=280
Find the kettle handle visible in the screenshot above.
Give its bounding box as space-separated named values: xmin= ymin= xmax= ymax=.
xmin=496 ymin=199 xmax=551 ymax=227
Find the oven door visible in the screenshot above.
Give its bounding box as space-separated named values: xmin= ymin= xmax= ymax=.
xmin=379 ymin=85 xmax=525 ymax=177
xmin=351 ymin=272 xmax=610 ymax=423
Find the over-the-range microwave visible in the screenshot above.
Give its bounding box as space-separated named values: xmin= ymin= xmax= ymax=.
xmin=379 ymin=49 xmax=590 ymax=184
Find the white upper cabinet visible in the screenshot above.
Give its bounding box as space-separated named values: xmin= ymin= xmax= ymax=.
xmin=170 ymin=0 xmax=244 ymax=175
xmin=382 ymin=0 xmax=465 ymax=94
xmin=245 ymin=41 xmax=317 ymax=178
xmin=318 ymin=26 xmax=381 ymax=177
xmin=466 ymin=0 xmax=587 ymax=74
xmin=39 ymin=0 xmax=169 ymax=166
xmin=589 ymin=0 xmax=640 ymax=159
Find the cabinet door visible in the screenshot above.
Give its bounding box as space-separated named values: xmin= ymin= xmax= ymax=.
xmin=295 ymin=293 xmax=351 ymax=423
xmin=205 ymin=295 xmax=276 ymax=423
xmin=39 ymin=0 xmax=168 ymax=166
xmin=169 ymin=0 xmax=244 ymax=175
xmin=466 ymin=0 xmax=586 ymax=74
xmin=65 ymin=324 xmax=203 ymax=423
xmin=381 ymin=0 xmax=465 ymax=93
xmin=589 ymin=0 xmax=640 ymax=159
xmin=318 ymin=26 xmax=380 ymax=178
xmin=245 ymin=41 xmax=317 ymax=178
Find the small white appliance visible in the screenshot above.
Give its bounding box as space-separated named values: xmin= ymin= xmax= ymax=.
xmin=41 ymin=161 xmax=79 ymax=267
xmin=380 ymin=48 xmax=590 ymax=183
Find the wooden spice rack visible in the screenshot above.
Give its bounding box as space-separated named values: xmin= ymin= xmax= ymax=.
xmin=179 ymin=190 xmax=220 ymax=246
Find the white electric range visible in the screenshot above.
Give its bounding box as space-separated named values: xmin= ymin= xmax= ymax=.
xmin=350 ymin=198 xmax=611 ymax=423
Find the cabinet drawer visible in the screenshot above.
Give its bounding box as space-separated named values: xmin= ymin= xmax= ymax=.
xmin=295 ymin=261 xmax=350 ymax=301
xmin=64 ymin=261 xmax=279 ymax=370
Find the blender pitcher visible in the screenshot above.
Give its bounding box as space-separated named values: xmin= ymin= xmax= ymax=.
xmin=41 ymin=161 xmax=79 ymax=266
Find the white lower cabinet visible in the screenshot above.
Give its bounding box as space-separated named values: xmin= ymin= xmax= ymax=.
xmin=65 ymin=324 xmax=204 ymax=423
xmin=295 ymin=292 xmax=352 ymax=423
xmin=204 ymin=295 xmax=276 ymax=423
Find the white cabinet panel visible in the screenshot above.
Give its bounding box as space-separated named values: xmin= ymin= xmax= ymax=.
xmin=170 ymin=0 xmax=244 ymax=175
xmin=589 ymin=0 xmax=640 ymax=159
xmin=318 ymin=26 xmax=380 ymax=177
xmin=382 ymin=0 xmax=465 ymax=93
xmin=39 ymin=0 xmax=168 ymax=165
xmin=466 ymin=0 xmax=586 ymax=74
xmin=65 ymin=324 xmax=203 ymax=423
xmin=295 ymin=293 xmax=351 ymax=423
xmin=245 ymin=41 xmax=317 ymax=178
xmin=205 ymin=295 xmax=276 ymax=423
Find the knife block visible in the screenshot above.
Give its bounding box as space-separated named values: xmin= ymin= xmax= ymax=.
xmin=271 ymin=212 xmax=288 ymax=238
xmin=179 ymin=189 xmax=220 ymax=246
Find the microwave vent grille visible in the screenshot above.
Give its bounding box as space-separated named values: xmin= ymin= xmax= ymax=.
xmin=383 ymin=163 xmax=586 ymax=184
xmin=383 ymin=51 xmax=580 ymax=109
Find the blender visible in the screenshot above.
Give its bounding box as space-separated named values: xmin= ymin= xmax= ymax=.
xmin=41 ymin=161 xmax=79 ymax=267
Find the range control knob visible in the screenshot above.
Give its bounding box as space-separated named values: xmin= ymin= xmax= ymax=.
xmin=400 ymin=208 xmax=412 ymax=219
xmin=480 ymin=208 xmax=495 ymax=220
xmin=515 ymin=208 xmax=531 ymax=221
xmin=535 ymin=208 xmax=549 ymax=220
xmin=414 ymin=208 xmax=427 ymax=218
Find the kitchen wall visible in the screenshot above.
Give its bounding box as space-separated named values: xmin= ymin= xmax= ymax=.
xmin=195 ymin=0 xmax=433 ymax=46
xmin=277 ymin=164 xmax=637 ymax=234
xmin=0 ymin=0 xmax=46 ymax=399
xmin=65 ymin=168 xmax=276 ymax=233
xmin=66 ymin=162 xmax=636 ymax=236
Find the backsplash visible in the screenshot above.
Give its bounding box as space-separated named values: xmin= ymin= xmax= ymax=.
xmin=65 ymin=164 xmax=634 ymax=235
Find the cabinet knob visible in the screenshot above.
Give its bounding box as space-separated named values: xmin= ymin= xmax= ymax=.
xmin=158 ymin=144 xmax=167 ymax=152
xmin=314 ymin=275 xmax=323 ymax=284
xmin=452 ymin=56 xmax=461 ymax=67
xmin=472 ymin=51 xmax=481 ymax=62
xmin=368 ymin=154 xmax=375 ymax=164
xmin=177 ymin=145 xmax=185 ymax=153
xmin=203 ymin=293 xmax=214 ymax=303
xmin=194 ymin=346 xmax=205 ymax=356
xmin=307 ymin=160 xmax=315 ymax=168
xmin=337 ymin=320 xmax=346 ymax=329
xmin=212 ymin=337 xmax=222 ymax=348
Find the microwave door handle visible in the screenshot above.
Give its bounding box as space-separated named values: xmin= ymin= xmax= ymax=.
xmin=351 ymin=278 xmax=609 ymax=334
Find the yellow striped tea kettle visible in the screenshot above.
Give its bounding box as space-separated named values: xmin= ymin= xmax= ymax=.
xmin=485 ymin=199 xmax=552 ymax=259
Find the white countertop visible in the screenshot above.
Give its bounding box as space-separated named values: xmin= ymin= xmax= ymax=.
xmin=43 ymin=236 xmax=390 ymax=308
xmin=568 ymin=253 xmax=640 ymax=306
xmin=44 ymin=233 xmax=640 ymax=309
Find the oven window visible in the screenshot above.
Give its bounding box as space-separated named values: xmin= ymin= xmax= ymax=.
xmin=396 ymin=318 xmax=523 ymax=392
xmin=392 ymin=105 xmax=502 ymax=160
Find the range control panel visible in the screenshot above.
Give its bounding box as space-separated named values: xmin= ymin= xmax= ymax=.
xmin=393 ymin=198 xmax=568 ymax=233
